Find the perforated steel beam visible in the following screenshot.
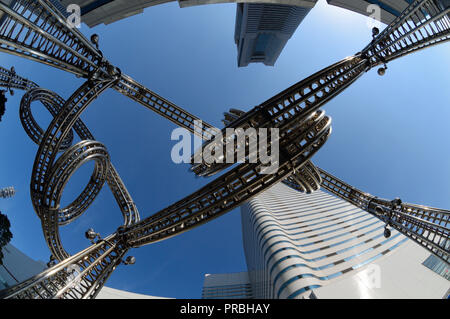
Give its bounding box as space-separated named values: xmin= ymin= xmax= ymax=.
xmin=0 ymin=0 xmax=449 ymax=299
xmin=362 ymin=0 xmax=450 ymax=66
xmin=319 ymin=168 xmax=450 ymax=264
xmin=0 ymin=234 xmax=128 ymax=299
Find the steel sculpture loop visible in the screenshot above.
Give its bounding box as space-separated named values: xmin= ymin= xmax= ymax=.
xmin=123 ymin=110 xmax=332 ymax=248
xmin=0 ymin=0 xmax=448 ymax=298
xmin=19 ymin=86 xmax=141 ymax=228
xmin=13 ymin=69 xmax=141 ymax=262
xmin=30 ymin=79 xmax=117 ymax=260
xmin=45 ymin=139 xmax=110 ymax=225
xmin=0 ymin=0 xmax=102 ymax=76
xmin=20 ymin=88 xmax=74 ymax=151
xmin=190 ymin=55 xmax=368 ymax=178
xmin=283 ymin=161 xmax=322 ymax=194
xmin=26 ymin=78 xmax=141 ymax=261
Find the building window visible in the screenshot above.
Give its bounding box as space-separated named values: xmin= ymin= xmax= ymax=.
xmin=253 ymin=33 xmax=271 ymax=57
xmin=422 ymin=240 xmax=450 ymax=281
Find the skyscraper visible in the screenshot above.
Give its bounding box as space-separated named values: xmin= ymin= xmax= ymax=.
xmin=234 ymin=3 xmax=316 ymax=67
xmin=203 ymin=183 xmax=449 ymax=299
xmin=52 ymin=1 xmax=446 ymax=67
xmin=54 ymin=0 xmax=423 ymax=28
xmin=58 ymin=0 xmax=173 ymax=27
xmin=202 ymin=272 xmax=253 ymax=299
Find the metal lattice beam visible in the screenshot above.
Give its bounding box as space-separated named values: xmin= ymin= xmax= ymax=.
xmin=0 ymin=234 xmax=128 ymax=299
xmin=319 ymin=168 xmax=450 ymax=264
xmin=363 ymin=0 xmax=450 ymax=66
xmin=0 ymin=0 xmax=448 ymax=299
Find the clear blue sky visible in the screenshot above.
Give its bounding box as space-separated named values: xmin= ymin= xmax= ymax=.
xmin=0 ymin=0 xmax=449 ymax=298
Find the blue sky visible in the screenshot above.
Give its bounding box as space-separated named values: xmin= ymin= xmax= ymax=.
xmin=0 ymin=0 xmax=449 ymax=298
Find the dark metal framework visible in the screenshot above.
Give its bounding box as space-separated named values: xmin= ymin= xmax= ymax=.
xmin=0 ymin=0 xmax=448 ymax=298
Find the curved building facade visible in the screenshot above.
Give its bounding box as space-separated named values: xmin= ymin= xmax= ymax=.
xmin=239 ymin=183 xmax=449 ymax=299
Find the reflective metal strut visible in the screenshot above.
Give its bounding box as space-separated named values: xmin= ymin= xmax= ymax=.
xmin=0 ymin=0 xmax=448 ymax=298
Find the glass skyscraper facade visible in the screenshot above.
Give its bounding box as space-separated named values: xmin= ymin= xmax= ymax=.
xmin=202 ymin=272 xmax=253 ymax=299
xmin=234 ymin=3 xmax=315 ymax=67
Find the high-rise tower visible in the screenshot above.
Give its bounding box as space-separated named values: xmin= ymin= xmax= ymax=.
xmin=234 ymin=3 xmax=316 ymax=67
xmin=203 ymin=183 xmax=449 ymax=299
xmin=52 ymin=1 xmax=449 ymax=67
xmin=53 ymin=0 xmax=431 ymax=28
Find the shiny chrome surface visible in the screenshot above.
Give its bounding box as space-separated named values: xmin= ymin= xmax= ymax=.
xmin=0 ymin=0 xmax=448 ymax=298
xmin=0 ymin=234 xmax=128 ymax=299
xmin=362 ymin=0 xmax=450 ymax=66
xmin=319 ymin=168 xmax=450 ymax=264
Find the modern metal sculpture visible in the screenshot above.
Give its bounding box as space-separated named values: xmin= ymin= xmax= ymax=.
xmin=0 ymin=0 xmax=448 ymax=298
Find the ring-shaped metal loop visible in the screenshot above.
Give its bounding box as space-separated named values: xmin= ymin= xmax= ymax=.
xmin=20 ymin=88 xmax=74 ymax=151
xmin=43 ymin=140 xmax=110 ymax=226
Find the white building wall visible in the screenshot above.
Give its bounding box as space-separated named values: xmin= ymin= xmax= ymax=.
xmin=240 ymin=183 xmax=449 ymax=299
xmin=0 ymin=244 xmax=169 ymax=299
xmin=312 ymin=239 xmax=449 ymax=299
xmin=96 ymin=286 xmax=171 ymax=299
xmin=0 ymin=244 xmax=47 ymax=290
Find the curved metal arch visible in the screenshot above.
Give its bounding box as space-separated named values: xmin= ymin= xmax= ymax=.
xmin=20 ymin=88 xmax=74 ymax=151
xmin=123 ymin=112 xmax=332 ymax=247
xmin=190 ymin=56 xmax=368 ymax=178
xmin=27 ymin=78 xmax=142 ymax=260
xmin=0 ymin=0 xmax=449 ymax=299
xmin=0 ymin=0 xmax=102 ymax=76
xmin=1 ymin=64 xmax=141 ymax=262
xmin=319 ymin=168 xmax=450 ymax=264
xmin=0 ymin=65 xmax=38 ymax=91
xmin=18 ymin=85 xmax=141 ymax=228
xmin=362 ymin=0 xmax=450 ymax=66
xmin=283 ymin=161 xmax=322 ymax=194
